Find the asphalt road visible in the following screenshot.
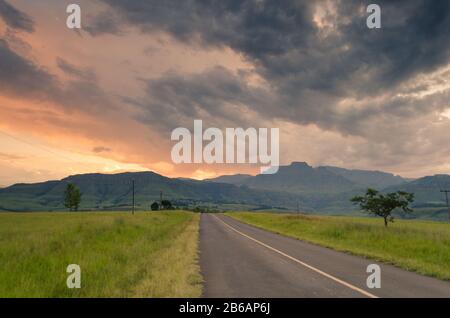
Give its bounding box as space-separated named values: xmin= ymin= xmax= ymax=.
xmin=200 ymin=213 xmax=450 ymax=298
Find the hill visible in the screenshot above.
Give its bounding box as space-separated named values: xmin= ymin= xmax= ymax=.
xmin=382 ymin=174 xmax=450 ymax=220
xmin=206 ymin=174 xmax=252 ymax=185
xmin=241 ymin=162 xmax=357 ymax=194
xmin=322 ymin=166 xmax=406 ymax=188
xmin=384 ymin=174 xmax=450 ymax=203
xmin=0 ymin=171 xmax=306 ymax=212
xmin=208 ymin=162 xmax=407 ymax=193
xmin=0 ymin=164 xmax=448 ymax=220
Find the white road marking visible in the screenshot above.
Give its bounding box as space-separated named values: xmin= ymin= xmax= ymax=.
xmin=212 ymin=214 xmax=379 ymax=298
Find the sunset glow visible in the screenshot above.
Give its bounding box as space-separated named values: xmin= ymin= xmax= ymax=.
xmin=1 ymin=0 xmax=449 ymax=186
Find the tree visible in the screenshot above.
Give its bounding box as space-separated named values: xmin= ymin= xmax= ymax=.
xmin=193 ymin=206 xmax=203 ymax=213
xmin=151 ymin=202 xmax=159 ymax=211
xmin=161 ymin=200 xmax=173 ymax=210
xmin=351 ymin=188 xmax=414 ymax=227
xmin=64 ymin=183 xmax=82 ymax=211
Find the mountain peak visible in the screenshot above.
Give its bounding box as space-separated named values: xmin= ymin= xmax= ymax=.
xmin=289 ymin=161 xmax=311 ymax=168
xmin=63 ymin=170 xmax=162 ymax=180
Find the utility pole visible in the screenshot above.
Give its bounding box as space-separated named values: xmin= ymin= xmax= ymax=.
xmin=441 ymin=190 xmax=450 ymax=221
xmin=160 ymin=190 xmax=163 ymax=209
xmin=132 ymin=179 xmax=135 ymax=215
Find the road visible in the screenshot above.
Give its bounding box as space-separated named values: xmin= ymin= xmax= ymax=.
xmin=200 ymin=213 xmax=450 ymax=298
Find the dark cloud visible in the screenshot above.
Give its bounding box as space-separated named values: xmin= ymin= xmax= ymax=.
xmin=1 ymin=0 xmax=449 ymax=176
xmin=0 ymin=39 xmax=56 ymax=100
xmin=100 ymin=0 xmax=450 ymax=133
xmin=130 ymin=66 xmax=275 ymax=133
xmin=100 ymin=0 xmax=450 ymax=89
xmin=331 ymin=0 xmax=450 ymax=93
xmin=92 ymin=146 xmax=112 ymax=153
xmin=84 ymin=10 xmax=124 ymax=36
xmin=0 ymin=0 xmax=34 ymax=32
xmin=0 ymin=40 xmax=116 ymax=114
xmin=56 ymin=57 xmax=96 ymax=81
xmin=102 ymin=0 xmax=316 ymax=58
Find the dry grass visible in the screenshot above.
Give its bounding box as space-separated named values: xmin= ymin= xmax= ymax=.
xmin=0 ymin=211 xmax=202 ymax=297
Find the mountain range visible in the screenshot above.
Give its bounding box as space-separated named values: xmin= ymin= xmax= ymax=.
xmin=0 ymin=162 xmax=449 ymax=220
xmin=207 ymin=162 xmax=407 ymax=193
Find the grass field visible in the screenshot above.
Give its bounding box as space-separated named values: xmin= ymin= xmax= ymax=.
xmin=226 ymin=212 xmax=450 ymax=280
xmin=0 ymin=211 xmax=202 ymax=297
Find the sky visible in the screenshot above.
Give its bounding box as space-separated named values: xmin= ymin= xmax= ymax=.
xmin=0 ymin=0 xmax=449 ymax=186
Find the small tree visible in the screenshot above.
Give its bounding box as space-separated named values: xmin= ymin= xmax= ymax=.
xmin=351 ymin=188 xmax=414 ymax=227
xmin=151 ymin=202 xmax=159 ymax=211
xmin=161 ymin=200 xmax=173 ymax=210
xmin=64 ymin=183 xmax=82 ymax=211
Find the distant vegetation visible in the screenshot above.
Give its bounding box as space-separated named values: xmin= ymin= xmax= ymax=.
xmin=161 ymin=200 xmax=173 ymax=210
xmin=64 ymin=183 xmax=82 ymax=211
xmin=149 ymin=200 xmax=173 ymax=211
xmin=0 ymin=211 xmax=202 ymax=297
xmin=0 ymin=163 xmax=448 ymax=220
xmin=227 ymin=212 xmax=450 ymax=280
xmin=351 ymin=188 xmax=414 ymax=227
xmin=151 ymin=201 xmax=159 ymax=211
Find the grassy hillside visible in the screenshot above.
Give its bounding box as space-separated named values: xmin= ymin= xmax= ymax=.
xmin=0 ymin=172 xmax=306 ymax=212
xmin=384 ymin=175 xmax=450 ymax=205
xmin=0 ymin=211 xmax=202 ymax=297
xmin=226 ymin=212 xmax=450 ymax=280
xmin=1 ymin=170 xmax=448 ymax=220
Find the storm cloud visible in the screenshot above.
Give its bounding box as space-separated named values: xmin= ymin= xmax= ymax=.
xmin=129 ymin=66 xmax=275 ymax=133
xmin=0 ymin=0 xmax=449 ymax=180
xmin=0 ymin=40 xmax=117 ymax=115
xmin=94 ymin=0 xmax=450 ymax=134
xmin=0 ymin=0 xmax=34 ymax=32
xmin=0 ymin=39 xmax=56 ymax=100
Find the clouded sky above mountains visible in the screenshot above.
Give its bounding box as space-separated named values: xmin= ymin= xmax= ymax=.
xmin=0 ymin=0 xmax=449 ymax=185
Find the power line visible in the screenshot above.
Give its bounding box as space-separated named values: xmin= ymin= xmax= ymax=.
xmin=434 ymin=176 xmax=449 ymax=221
xmin=440 ymin=190 xmax=450 ymax=221
xmin=132 ymin=179 xmax=135 ymax=215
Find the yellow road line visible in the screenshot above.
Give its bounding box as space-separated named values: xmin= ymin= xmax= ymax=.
xmin=212 ymin=214 xmax=378 ymax=298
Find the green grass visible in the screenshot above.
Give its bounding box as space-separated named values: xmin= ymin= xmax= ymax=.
xmin=226 ymin=212 xmax=450 ymax=280
xmin=0 ymin=211 xmax=202 ymax=297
